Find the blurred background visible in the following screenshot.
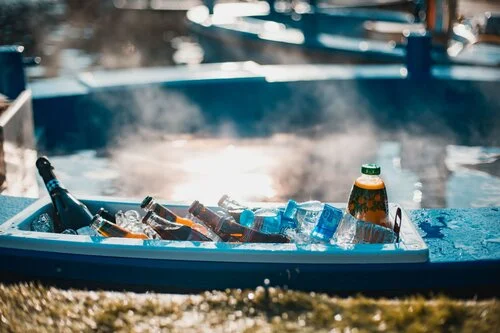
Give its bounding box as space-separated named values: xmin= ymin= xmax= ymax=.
xmin=2 ymin=0 xmax=499 ymax=78
xmin=1 ymin=0 xmax=499 ymax=208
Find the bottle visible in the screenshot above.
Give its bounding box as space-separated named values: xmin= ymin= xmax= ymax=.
xmin=140 ymin=196 xmax=213 ymax=238
xmin=96 ymin=208 xmax=116 ymax=223
xmin=36 ymin=156 xmax=93 ymax=232
xmin=252 ymin=208 xmax=282 ymax=234
xmin=280 ymin=199 xmax=299 ymax=233
xmin=142 ymin=211 xmax=213 ymax=241
xmin=218 ymin=194 xmax=247 ymax=211
xmin=238 ymin=208 xmax=281 ymax=234
xmin=218 ymin=194 xmax=259 ymax=221
xmin=310 ymin=204 xmax=343 ymax=243
xmin=188 ymin=201 xmax=290 ymax=243
xmin=347 ymin=164 xmax=389 ymax=228
xmin=90 ymin=214 xmax=149 ymax=239
xmin=239 ymin=209 xmax=255 ymax=228
xmin=295 ymin=201 xmax=324 ymax=234
xmin=30 ymin=213 xmax=55 ymax=233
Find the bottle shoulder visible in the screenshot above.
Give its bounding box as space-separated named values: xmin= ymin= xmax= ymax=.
xmin=354 ymin=175 xmax=385 ymax=190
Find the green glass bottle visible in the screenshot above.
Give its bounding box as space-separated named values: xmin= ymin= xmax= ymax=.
xmin=36 ymin=156 xmax=93 ymax=232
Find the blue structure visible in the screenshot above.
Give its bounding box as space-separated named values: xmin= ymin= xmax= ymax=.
xmin=186 ymin=1 xmax=500 ymax=66
xmin=28 ymin=61 xmax=500 ymax=151
xmin=0 ymin=46 xmax=26 ymax=100
xmin=405 ymin=31 xmax=432 ymax=78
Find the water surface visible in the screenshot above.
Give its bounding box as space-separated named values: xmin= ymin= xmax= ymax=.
xmin=42 ymin=132 xmax=500 ymax=209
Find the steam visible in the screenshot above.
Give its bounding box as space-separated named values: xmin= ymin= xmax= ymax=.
xmin=98 ymin=80 xmax=392 ymax=204
xmin=49 ymin=74 xmax=500 ymax=210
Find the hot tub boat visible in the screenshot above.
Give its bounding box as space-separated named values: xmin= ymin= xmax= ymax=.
xmin=0 ymin=195 xmax=499 ymax=296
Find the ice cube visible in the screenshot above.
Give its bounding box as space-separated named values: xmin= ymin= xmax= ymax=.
xmin=115 ymin=210 xmax=127 ymax=226
xmin=334 ymin=213 xmax=396 ymax=244
xmin=296 ymin=201 xmax=324 ymax=234
xmin=129 ymin=223 xmax=145 ymax=234
xmin=30 ymin=213 xmax=54 ymax=233
xmin=125 ymin=210 xmax=141 ymax=223
xmin=284 ymin=228 xmax=310 ymax=244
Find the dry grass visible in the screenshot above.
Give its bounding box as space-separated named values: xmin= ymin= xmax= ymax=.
xmin=0 ymin=283 xmax=498 ymax=333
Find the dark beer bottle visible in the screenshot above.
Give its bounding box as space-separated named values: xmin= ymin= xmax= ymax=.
xmin=36 ymin=156 xmax=93 ymax=232
xmin=141 ymin=196 xmax=215 ymax=238
xmin=96 ymin=207 xmax=116 ymax=223
xmin=142 ymin=211 xmax=212 ymax=241
xmin=188 ymin=201 xmax=290 ymax=243
xmin=141 ymin=196 xmax=197 ymax=227
xmin=91 ymin=214 xmax=149 ymax=239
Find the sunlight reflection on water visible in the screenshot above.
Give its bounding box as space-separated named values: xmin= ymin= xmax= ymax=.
xmin=39 ymin=133 xmax=500 ymax=209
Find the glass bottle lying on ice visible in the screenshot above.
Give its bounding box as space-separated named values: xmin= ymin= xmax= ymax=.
xmin=91 ymin=214 xmax=149 ymax=239
xmin=217 ymin=194 xmax=261 ymax=221
xmin=141 ymin=196 xmax=221 ymax=241
xmin=189 ymin=201 xmax=290 ymax=243
xmin=113 ymin=209 xmax=160 ymax=239
xmin=142 ymin=211 xmax=213 ymax=241
xmin=222 ymin=196 xmax=324 ymax=237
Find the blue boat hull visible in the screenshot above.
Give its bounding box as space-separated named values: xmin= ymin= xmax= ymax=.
xmin=1 ymin=247 xmax=499 ymax=296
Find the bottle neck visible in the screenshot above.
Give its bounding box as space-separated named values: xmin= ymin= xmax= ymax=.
xmin=355 ymin=173 xmax=385 ymax=190
xmin=191 ymin=201 xmax=253 ymax=237
xmin=91 ymin=215 xmax=106 ymax=232
xmin=91 ymin=215 xmax=127 ymax=237
xmin=143 ymin=211 xmax=184 ymax=230
xmin=37 ymin=161 xmax=65 ymax=194
xmin=361 ymin=174 xmax=380 ymax=180
xmin=218 ymin=195 xmax=247 ymax=211
xmin=143 ymin=198 xmax=156 ymax=211
xmin=97 ymin=208 xmax=116 ymax=223
xmin=189 ymin=201 xmax=221 ymax=231
xmin=45 ymin=179 xmax=65 ymax=194
xmin=144 ymin=198 xmax=184 ymax=223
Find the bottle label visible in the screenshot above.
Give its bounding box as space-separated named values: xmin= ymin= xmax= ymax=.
xmin=46 ymin=179 xmax=62 ymax=192
xmin=314 ymin=204 xmax=342 ymax=235
xmin=153 ymin=205 xmax=176 ymax=221
xmin=347 ymin=184 xmax=389 ymax=227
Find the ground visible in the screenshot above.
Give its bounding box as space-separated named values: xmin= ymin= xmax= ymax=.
xmin=0 ymin=283 xmax=498 ymax=333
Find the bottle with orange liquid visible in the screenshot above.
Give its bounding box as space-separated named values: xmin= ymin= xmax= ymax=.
xmin=90 ymin=215 xmax=149 ymax=239
xmin=140 ymin=196 xmax=220 ymax=241
xmin=347 ymin=164 xmax=389 ymax=228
